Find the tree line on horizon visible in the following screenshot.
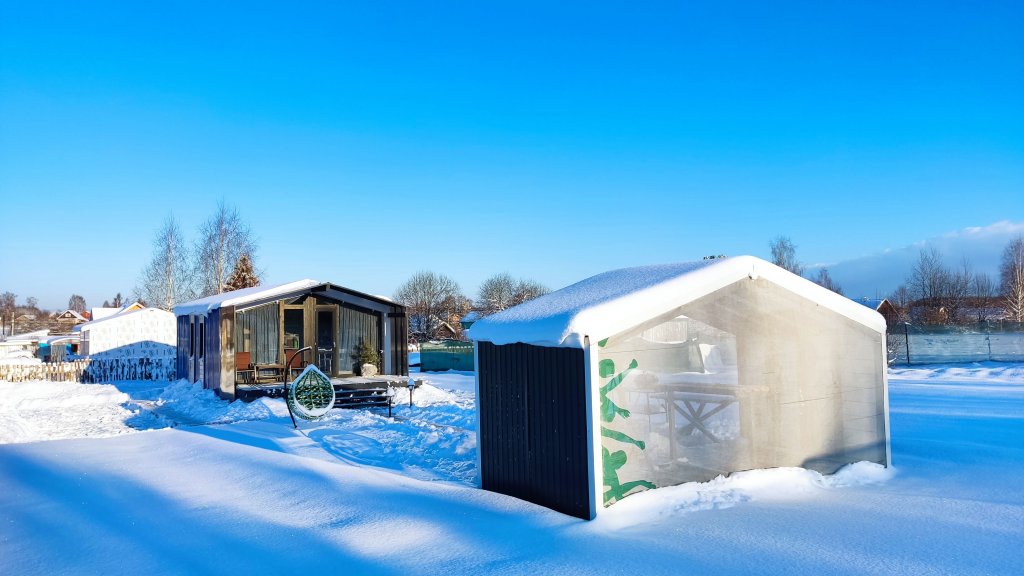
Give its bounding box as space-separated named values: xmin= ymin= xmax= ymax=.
xmin=769 ymin=235 xmax=1024 ymax=325
xmin=0 ymin=201 xmax=262 ymax=336
xmin=392 ymin=271 xmax=549 ymax=342
xmin=6 ymin=221 xmax=1022 ymax=339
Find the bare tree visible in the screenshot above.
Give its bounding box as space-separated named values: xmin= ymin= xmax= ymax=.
xmin=888 ymin=284 xmax=912 ymax=322
xmin=440 ymin=293 xmax=474 ymax=340
xmin=223 ymin=252 xmax=261 ymax=292
xmin=769 ymin=236 xmax=804 ymax=276
xmin=194 ymin=201 xmax=258 ymax=298
xmin=1001 ymin=236 xmax=1024 ymax=322
xmin=944 ymin=258 xmax=972 ymax=325
xmin=970 ymin=272 xmax=998 ymax=323
xmin=68 ymin=294 xmax=87 ymax=313
xmin=973 ymin=273 xmax=996 ymax=299
xmin=909 ymin=247 xmax=949 ymax=302
xmin=477 ymin=273 xmax=516 ymax=316
xmin=812 ymin=268 xmax=843 ymax=295
xmin=393 ymin=271 xmax=463 ymax=340
xmin=511 ymin=278 xmax=549 ymax=307
xmin=1 ymin=291 xmax=15 ymax=336
xmin=477 ymin=273 xmax=549 ymax=316
xmin=905 ymin=248 xmax=975 ymax=324
xmin=139 ymin=216 xmax=194 ymax=310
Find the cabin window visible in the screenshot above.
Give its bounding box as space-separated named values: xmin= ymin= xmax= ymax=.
xmin=199 ymin=321 xmax=205 ymax=359
xmin=284 ymin=309 xmax=304 ymax=350
xmin=235 ymin=304 xmax=280 ymax=364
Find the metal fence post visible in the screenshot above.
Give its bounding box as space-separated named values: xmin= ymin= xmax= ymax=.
xmin=904 ymin=322 xmax=911 ymax=365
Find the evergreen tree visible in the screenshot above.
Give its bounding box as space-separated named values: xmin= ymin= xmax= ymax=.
xmin=351 ymin=339 xmax=380 ymax=375
xmin=223 ymin=253 xmax=261 ymax=292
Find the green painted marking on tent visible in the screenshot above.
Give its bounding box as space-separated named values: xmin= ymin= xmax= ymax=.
xmin=598 ymin=356 xmax=655 ymax=506
xmin=602 ymin=447 xmax=656 ymax=505
xmin=599 ymin=359 xmax=637 ymax=423
xmin=601 ymin=426 xmax=645 ymax=450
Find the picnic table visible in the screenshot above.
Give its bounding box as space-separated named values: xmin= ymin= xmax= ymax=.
xmin=641 ymin=371 xmax=767 ymax=459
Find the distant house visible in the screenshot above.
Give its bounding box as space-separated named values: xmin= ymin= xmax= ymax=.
xmin=851 ymin=297 xmax=899 ymax=330
xmin=54 ymin=309 xmax=89 ymax=330
xmin=174 ymin=280 xmax=409 ymax=400
xmin=89 ymin=302 xmax=145 ymax=322
xmin=433 ymin=319 xmax=461 ymax=341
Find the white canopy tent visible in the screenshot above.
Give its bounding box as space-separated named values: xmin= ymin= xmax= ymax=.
xmin=470 ymin=255 xmax=890 ymax=519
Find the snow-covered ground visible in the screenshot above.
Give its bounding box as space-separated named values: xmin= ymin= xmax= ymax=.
xmin=1 ymin=364 xmax=1022 ymax=575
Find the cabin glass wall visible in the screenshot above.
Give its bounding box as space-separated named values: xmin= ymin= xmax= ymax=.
xmin=235 ymin=304 xmax=280 ymax=364
xmin=597 ymin=279 xmax=886 ymax=508
xmin=337 ymin=306 xmax=380 ymax=374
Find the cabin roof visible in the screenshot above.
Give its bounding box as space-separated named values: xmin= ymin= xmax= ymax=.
xmin=174 ymin=279 xmax=403 ymax=315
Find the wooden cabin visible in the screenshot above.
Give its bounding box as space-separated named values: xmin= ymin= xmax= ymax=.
xmin=174 ymin=280 xmax=408 ymax=400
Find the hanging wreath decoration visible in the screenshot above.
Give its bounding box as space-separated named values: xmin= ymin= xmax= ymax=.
xmin=287 ymin=364 xmax=336 ymax=421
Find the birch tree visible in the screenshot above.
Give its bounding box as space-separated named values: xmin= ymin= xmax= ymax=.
xmin=1001 ymin=236 xmax=1024 ymax=322
xmin=769 ymin=236 xmax=804 ymax=276
xmin=812 ymin=268 xmax=843 ymax=295
xmin=194 ymin=201 xmax=258 ymax=298
xmin=139 ymin=216 xmax=193 ymax=310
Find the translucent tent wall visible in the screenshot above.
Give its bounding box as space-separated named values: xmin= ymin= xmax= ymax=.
xmin=597 ymin=277 xmax=889 ymax=507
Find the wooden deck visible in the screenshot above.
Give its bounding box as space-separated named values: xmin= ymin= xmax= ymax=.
xmin=236 ymin=374 xmax=423 ymax=401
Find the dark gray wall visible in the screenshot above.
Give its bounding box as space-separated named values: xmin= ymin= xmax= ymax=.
xmin=388 ymin=312 xmax=409 ymax=376
xmin=477 ymin=341 xmax=591 ymax=520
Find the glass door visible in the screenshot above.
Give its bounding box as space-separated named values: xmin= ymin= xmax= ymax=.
xmin=316 ymin=309 xmax=335 ymax=375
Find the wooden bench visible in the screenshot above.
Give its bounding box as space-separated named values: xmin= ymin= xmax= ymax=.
xmin=332 ymin=386 xmax=395 ymax=417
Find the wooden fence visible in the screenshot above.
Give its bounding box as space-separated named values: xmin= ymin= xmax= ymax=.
xmin=0 ymin=360 xmax=91 ymax=383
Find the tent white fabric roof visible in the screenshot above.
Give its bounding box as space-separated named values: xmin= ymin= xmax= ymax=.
xmin=173 ymin=280 xmax=321 ymax=315
xmin=469 ymin=255 xmax=886 ymax=348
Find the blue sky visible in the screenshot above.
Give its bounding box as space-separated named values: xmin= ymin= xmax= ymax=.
xmin=1 ymin=1 xmax=1022 ymax=309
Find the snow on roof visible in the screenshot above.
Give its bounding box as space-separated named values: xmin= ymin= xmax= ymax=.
xmin=43 ymin=334 xmax=80 ymax=345
xmin=57 ymin=310 xmax=87 ymax=321
xmin=1 ymin=329 xmax=50 ymax=344
xmin=469 ymin=256 xmax=886 ymax=348
xmin=78 ymin=307 xmax=174 ymax=331
xmin=173 ymin=280 xmax=321 ymax=315
xmin=90 ymin=308 xmax=122 ymax=321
